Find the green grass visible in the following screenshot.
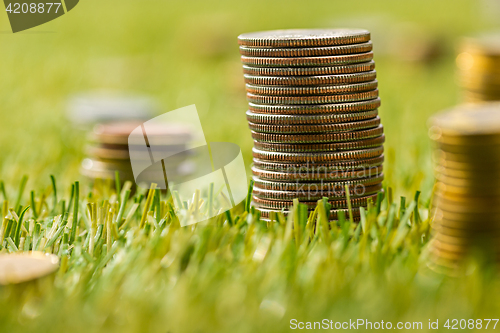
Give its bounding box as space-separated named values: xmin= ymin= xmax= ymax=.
xmin=1 ymin=0 xmax=500 ymax=331
xmin=1 ymin=178 xmax=500 ymax=333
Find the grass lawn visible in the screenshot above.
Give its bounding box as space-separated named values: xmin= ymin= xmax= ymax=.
xmin=1 ymin=0 xmax=500 ymax=332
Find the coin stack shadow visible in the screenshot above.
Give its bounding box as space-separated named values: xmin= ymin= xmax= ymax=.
xmin=428 ymin=103 xmax=500 ymax=274
xmin=457 ymin=33 xmax=500 ymax=103
xmin=81 ymin=121 xmax=193 ymax=186
xmin=237 ymin=29 xmax=385 ymax=222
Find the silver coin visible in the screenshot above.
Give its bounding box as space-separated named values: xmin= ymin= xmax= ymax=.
xmin=238 ymin=28 xmax=370 ymax=47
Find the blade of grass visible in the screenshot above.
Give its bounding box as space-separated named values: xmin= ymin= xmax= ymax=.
xmin=0 ymin=201 xmax=8 ymax=247
xmin=45 ymin=212 xmax=69 ymax=249
xmin=5 ymin=237 xmax=18 ymax=252
xmin=50 ymin=175 xmax=57 ymax=214
xmin=225 ymin=210 xmax=233 ymax=226
xmin=67 ymin=184 xmax=75 ymax=215
xmin=116 ymin=189 xmax=131 ymax=227
xmin=119 ymin=203 xmax=140 ymax=231
xmin=391 ymin=201 xmax=416 ymax=250
xmin=413 ymin=191 xmax=421 ymax=224
xmin=13 ymin=206 xmax=30 ymax=246
xmin=30 ymin=191 xmax=38 ymax=219
xmin=376 ymin=191 xmax=384 ymax=215
xmin=140 ymin=184 xmax=157 ymax=229
xmin=0 ymin=181 xmax=7 ymax=201
xmin=245 ymin=179 xmax=254 ymax=213
xmin=14 ymin=175 xmax=28 ymax=214
xmin=155 ymin=189 xmax=161 ymax=224
xmin=317 ymin=199 xmax=331 ymax=245
xmin=115 ymin=171 xmax=121 ymax=204
xmin=399 ymin=196 xmax=406 ymax=220
xmin=344 ymin=185 xmax=354 ymax=225
xmin=70 ymin=181 xmax=79 ymax=244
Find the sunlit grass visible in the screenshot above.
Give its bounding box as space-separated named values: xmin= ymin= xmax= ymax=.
xmin=1 ymin=176 xmax=499 ymax=333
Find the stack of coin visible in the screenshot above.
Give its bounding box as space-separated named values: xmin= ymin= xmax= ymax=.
xmin=428 ymin=103 xmax=500 ymax=274
xmin=456 ymin=33 xmax=500 ymax=103
xmin=67 ymin=92 xmax=155 ymax=126
xmin=81 ymin=121 xmax=194 ymax=184
xmin=237 ymin=29 xmax=385 ymax=222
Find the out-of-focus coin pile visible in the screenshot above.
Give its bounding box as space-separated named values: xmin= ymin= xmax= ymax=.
xmin=238 ymin=29 xmax=385 ymax=221
xmin=428 ymin=103 xmax=500 ymax=274
xmin=81 ymin=122 xmax=194 ymax=184
xmin=457 ymin=33 xmax=500 ymax=103
xmin=67 ymin=92 xmax=156 ymax=126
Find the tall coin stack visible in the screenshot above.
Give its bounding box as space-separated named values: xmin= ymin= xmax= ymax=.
xmin=237 ymin=29 xmax=385 ymax=222
xmin=81 ymin=122 xmax=194 ymax=185
xmin=456 ymin=33 xmax=500 ymax=103
xmin=428 ymin=103 xmax=500 ymax=274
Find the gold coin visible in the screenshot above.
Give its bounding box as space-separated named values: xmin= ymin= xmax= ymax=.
xmin=425 ymin=259 xmax=462 ymax=277
xmin=431 ymin=232 xmax=496 ymax=246
xmin=242 ymin=61 xmax=376 ymax=76
xmin=428 ymin=245 xmax=466 ymax=261
xmin=430 ymin=239 xmax=472 ymax=254
xmin=433 ymin=155 xmax=500 ymax=171
xmin=434 ymin=182 xmax=500 ymax=201
xmin=429 ymin=103 xmax=500 ymax=140
xmin=245 ymin=81 xmax=378 ymax=96
xmin=433 ymin=149 xmax=500 ymax=165
xmin=434 ymin=191 xmax=500 ymax=208
xmin=432 ymin=220 xmax=500 ymax=233
xmin=0 ymin=252 xmax=59 ymax=285
xmin=458 ymin=78 xmax=500 ymax=91
xmin=429 ymin=241 xmax=500 ymax=261
xmin=434 ymin=165 xmax=500 ymax=178
xmin=435 ymin=141 xmax=500 ymax=153
xmin=432 ymin=201 xmax=500 ymax=216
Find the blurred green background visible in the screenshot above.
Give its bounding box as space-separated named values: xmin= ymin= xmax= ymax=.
xmin=0 ymin=0 xmax=498 ymax=199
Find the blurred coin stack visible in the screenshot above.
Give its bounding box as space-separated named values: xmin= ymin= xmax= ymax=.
xmin=81 ymin=122 xmax=194 ymax=184
xmin=456 ymin=33 xmax=500 ymax=103
xmin=428 ymin=103 xmax=500 ymax=274
xmin=237 ymin=29 xmax=385 ymax=222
